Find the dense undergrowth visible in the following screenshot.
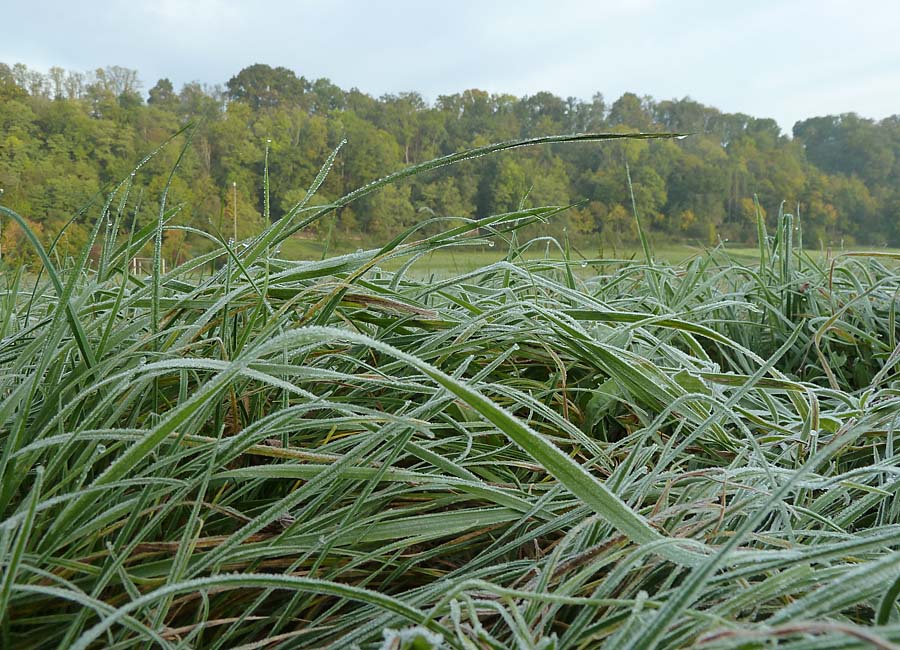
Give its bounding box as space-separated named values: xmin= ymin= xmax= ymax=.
xmin=1 ymin=133 xmax=900 ymax=649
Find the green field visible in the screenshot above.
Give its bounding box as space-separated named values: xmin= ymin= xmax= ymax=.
xmin=282 ymin=240 xmax=756 ymax=280
xmin=2 ymin=135 xmax=900 ymax=649
xmin=281 ymin=236 xmax=890 ymax=276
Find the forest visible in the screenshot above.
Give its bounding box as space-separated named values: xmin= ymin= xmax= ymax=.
xmin=1 ymin=61 xmax=899 ymax=264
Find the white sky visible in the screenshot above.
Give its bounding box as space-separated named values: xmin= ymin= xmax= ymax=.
xmin=3 ymin=0 xmax=899 ymax=132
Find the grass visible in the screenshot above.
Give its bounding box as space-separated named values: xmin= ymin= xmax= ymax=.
xmin=280 ymin=236 xmax=761 ymax=274
xmin=281 ymin=235 xmax=895 ymax=278
xmin=1 ymin=132 xmax=900 ymax=649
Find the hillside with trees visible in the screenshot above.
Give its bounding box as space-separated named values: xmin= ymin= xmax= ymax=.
xmin=2 ymin=62 xmax=899 ymax=264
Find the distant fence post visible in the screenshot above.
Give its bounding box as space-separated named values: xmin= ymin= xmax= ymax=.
xmin=129 ymin=257 xmax=158 ymax=275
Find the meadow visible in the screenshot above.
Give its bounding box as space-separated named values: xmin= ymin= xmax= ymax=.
xmin=1 ymin=133 xmax=899 ymax=649
xmin=278 ymin=239 xmax=761 ymax=275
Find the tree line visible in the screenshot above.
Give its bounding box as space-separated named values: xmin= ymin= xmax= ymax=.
xmin=1 ymin=62 xmax=899 ymax=264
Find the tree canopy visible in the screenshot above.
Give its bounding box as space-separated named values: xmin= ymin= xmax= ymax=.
xmin=2 ymin=61 xmax=899 ymax=265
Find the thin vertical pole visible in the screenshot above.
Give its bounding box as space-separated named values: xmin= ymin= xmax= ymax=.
xmin=232 ymin=181 xmax=238 ymax=242
xmin=0 ymin=188 xmax=4 ymax=263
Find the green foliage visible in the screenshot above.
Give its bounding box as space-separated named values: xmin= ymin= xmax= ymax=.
xmin=2 ymin=130 xmax=900 ymax=649
xmin=226 ymin=63 xmax=309 ymax=110
xmin=3 ymin=61 xmax=900 ymax=272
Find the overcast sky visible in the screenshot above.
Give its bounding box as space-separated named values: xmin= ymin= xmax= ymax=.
xmin=3 ymin=0 xmax=899 ymax=132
